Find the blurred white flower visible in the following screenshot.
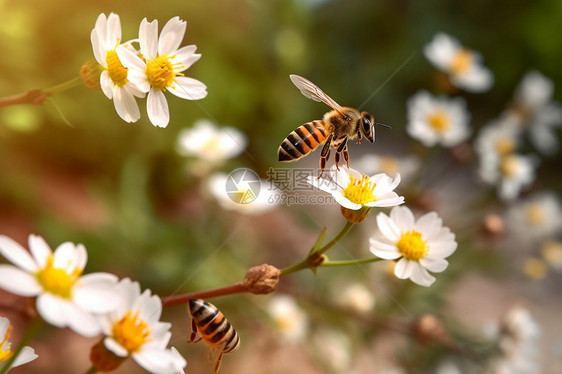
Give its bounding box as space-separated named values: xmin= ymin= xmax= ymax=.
xmin=478 ymin=152 xmax=538 ymax=201
xmin=96 ymin=278 xmax=186 ymax=374
xmin=0 ymin=317 xmax=38 ymax=371
xmin=436 ymin=360 xmax=463 ymax=374
xmin=120 ymin=16 xmax=207 ymax=128
xmin=334 ymin=282 xmax=375 ymax=315
xmin=474 ymin=116 xmax=522 ymax=158
xmin=406 ymin=91 xmax=471 ymax=147
xmin=176 ymin=119 xmax=247 ymax=162
xmin=267 ymin=295 xmax=308 ymax=342
xmin=510 ymin=71 xmax=562 ymax=155
xmin=208 ymin=171 xmax=280 ymax=215
xmin=90 ymin=13 xmax=145 ymax=123
xmin=506 ymin=192 xmax=562 ymax=243
xmin=370 ymin=206 xmax=457 ymax=287
xmin=424 ymin=32 xmax=494 ymax=92
xmin=311 ymin=329 xmax=352 ymax=372
xmin=541 ymin=241 xmax=562 ymax=270
xmin=0 ymin=235 xmax=119 ymax=337
xmin=353 ymin=154 xmax=421 ymax=184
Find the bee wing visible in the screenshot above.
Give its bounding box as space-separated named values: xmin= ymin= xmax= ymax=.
xmin=290 ymin=75 xmax=345 ymax=116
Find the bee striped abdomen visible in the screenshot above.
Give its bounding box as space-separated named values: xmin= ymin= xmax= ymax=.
xmin=278 ymin=121 xmax=328 ymax=161
xmin=189 ymin=299 xmax=240 ymax=353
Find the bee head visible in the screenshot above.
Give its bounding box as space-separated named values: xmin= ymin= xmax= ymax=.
xmin=359 ymin=112 xmax=375 ymax=143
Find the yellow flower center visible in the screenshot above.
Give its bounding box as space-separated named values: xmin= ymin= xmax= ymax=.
xmin=499 ymin=155 xmax=519 ymax=177
xmin=35 ymin=255 xmax=82 ymax=299
xmin=343 ymin=174 xmax=376 ymax=205
xmin=396 ymin=230 xmax=428 ymax=261
xmin=106 ymin=50 xmax=129 ymax=87
xmin=495 ymin=138 xmax=516 ymax=156
xmin=522 ymin=258 xmax=547 ymax=280
xmin=426 ymin=111 xmax=450 ymax=133
xmin=541 ymin=241 xmax=562 ymax=266
xmin=0 ymin=326 xmax=14 ymax=362
xmin=450 ymin=48 xmax=472 ymax=75
xmin=145 ymin=56 xmax=183 ymax=90
xmin=525 ymin=204 xmax=545 ymax=226
xmin=379 ymin=156 xmax=399 ymax=176
xmin=112 ymin=310 xmax=151 ymax=353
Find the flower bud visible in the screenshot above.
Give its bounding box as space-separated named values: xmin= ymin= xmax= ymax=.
xmin=412 ymin=314 xmax=450 ymax=345
xmin=340 ymin=206 xmax=371 ymax=223
xmin=80 ymin=60 xmax=103 ymax=90
xmin=90 ymin=339 xmax=126 ymax=372
xmin=243 ymin=264 xmax=281 ymax=294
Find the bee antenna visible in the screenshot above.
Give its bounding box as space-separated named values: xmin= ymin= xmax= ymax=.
xmin=375 ymin=122 xmax=392 ymax=129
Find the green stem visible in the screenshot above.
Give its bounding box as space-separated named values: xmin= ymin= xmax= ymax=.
xmin=43 ymin=76 xmax=83 ymax=95
xmin=280 ymin=221 xmax=356 ymax=276
xmin=84 ymin=366 xmax=98 ymax=374
xmin=321 ymin=257 xmax=383 ymax=267
xmin=0 ymin=317 xmax=43 ymax=374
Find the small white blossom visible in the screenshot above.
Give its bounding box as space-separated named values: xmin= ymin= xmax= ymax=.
xmin=424 ymin=32 xmax=494 ymax=92
xmin=0 ymin=235 xmax=119 ymax=337
xmin=506 ymin=192 xmax=562 ymax=243
xmin=97 ymin=278 xmax=187 ymax=374
xmin=370 ymin=206 xmax=457 ymax=287
xmin=0 ymin=317 xmax=38 ymax=371
xmin=334 ymin=282 xmax=375 ymax=314
xmin=90 ymin=13 xmax=145 ymax=123
xmin=176 ymin=119 xmax=247 ymax=162
xmin=267 ymin=295 xmax=308 ymax=342
xmin=120 ymin=17 xmax=207 ymax=128
xmin=407 ymin=91 xmax=471 ymax=147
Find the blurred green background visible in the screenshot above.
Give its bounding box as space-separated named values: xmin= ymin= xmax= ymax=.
xmin=1 ymin=0 xmax=561 ymax=373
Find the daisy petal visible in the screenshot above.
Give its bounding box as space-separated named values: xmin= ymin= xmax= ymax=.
xmin=0 ymin=265 xmax=41 ymax=296
xmin=100 ymin=70 xmax=114 ymax=99
xmin=172 ymin=45 xmax=201 ymax=72
xmin=419 ymin=256 xmax=449 ymax=273
xmin=104 ymin=337 xmax=129 ymax=357
xmin=168 ymin=77 xmax=207 ymax=100
xmin=394 ymin=258 xmax=416 ymax=279
xmin=12 ymin=346 xmax=38 ymax=367
xmin=74 ymin=272 xmax=119 ymax=313
xmin=113 ymin=86 xmax=141 ymax=123
xmin=147 ymin=89 xmax=170 ymax=128
xmin=158 ymin=16 xmax=186 ymax=56
xmin=376 ymin=213 xmax=401 ymax=241
xmin=134 ymin=347 xmax=182 ymax=374
xmin=391 ymin=206 xmax=415 ymax=231
xmin=139 ymin=18 xmax=159 ymax=59
xmin=409 ymin=266 xmax=436 ymax=287
xmin=0 ymin=236 xmax=38 ymax=273
xmin=369 ymin=238 xmax=401 ymax=259
xmin=28 ymin=234 xmax=52 ymax=269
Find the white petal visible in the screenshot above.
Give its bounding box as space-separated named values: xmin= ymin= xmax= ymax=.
xmin=90 ymin=30 xmax=106 ymax=66
xmin=158 ymin=16 xmax=186 ymax=56
xmin=147 ymin=89 xmax=170 ymax=128
xmin=375 ymin=213 xmax=401 ymax=241
xmin=36 ymin=293 xmax=69 ymax=328
xmin=134 ymin=347 xmax=183 ymax=374
xmin=105 ymin=13 xmax=122 ymax=49
xmin=113 ymin=86 xmax=141 ymax=123
xmin=414 ymin=212 xmax=441 ymax=240
xmin=139 ymin=18 xmax=159 ymax=59
xmin=390 ymin=206 xmax=415 ymax=231
xmin=409 ymin=265 xmax=436 ymax=287
xmin=419 ymin=256 xmax=449 ymax=273
xmin=366 ymin=195 xmax=405 ymax=207
xmin=93 ymin=13 xmax=108 ymax=50
xmin=74 ymin=272 xmax=119 ymax=313
xmin=394 ymin=258 xmax=416 ymax=279
xmin=168 ymin=77 xmax=207 ymax=100
xmin=172 ymin=45 xmax=201 ymax=72
xmin=100 ymin=70 xmax=114 ymax=99
xmin=28 ymin=234 xmax=52 ymax=269
xmin=12 ymin=346 xmax=38 ymax=368
xmin=369 ymin=238 xmax=401 ymax=259
xmin=427 ymin=241 xmax=458 ymax=258
xmin=66 ymin=304 xmax=102 ymax=337
xmin=0 ymin=236 xmax=38 ymax=273
xmin=333 ymin=194 xmax=361 ymax=210
xmin=0 ymin=265 xmax=41 ymax=296
xmin=104 ymin=337 xmax=130 ymax=357
xmin=53 ymin=242 xmax=83 ymax=273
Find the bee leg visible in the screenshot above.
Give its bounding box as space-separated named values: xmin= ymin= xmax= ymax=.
xmin=335 ymin=136 xmax=348 ymax=170
xmin=357 ymin=130 xmax=362 ymax=144
xmin=214 ymin=352 xmax=224 ymax=374
xmin=343 ymin=145 xmax=350 ymax=168
xmin=187 ymin=318 xmax=202 ymax=343
xmin=318 ymin=134 xmax=333 ymax=179
xmin=335 ymin=151 xmax=341 ymax=171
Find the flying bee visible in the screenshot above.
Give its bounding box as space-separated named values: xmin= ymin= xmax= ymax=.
xmin=278 ymin=74 xmax=388 ymax=176
xmin=187 ymin=299 xmax=240 ymax=374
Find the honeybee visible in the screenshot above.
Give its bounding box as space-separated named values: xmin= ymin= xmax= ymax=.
xmin=187 ymin=299 xmax=240 ymax=374
xmin=278 ymin=75 xmax=387 ymax=176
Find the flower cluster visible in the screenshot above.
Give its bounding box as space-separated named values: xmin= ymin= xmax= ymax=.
xmin=89 ymin=13 xmax=207 ymax=128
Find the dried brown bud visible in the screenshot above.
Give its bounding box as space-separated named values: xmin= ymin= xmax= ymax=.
xmin=481 ymin=213 xmax=506 ymax=238
xmin=243 ymin=264 xmax=281 ymax=294
xmin=80 ymin=60 xmax=103 ymax=90
xmin=90 ymin=339 xmax=126 ymax=372
xmin=412 ymin=314 xmax=450 ymax=345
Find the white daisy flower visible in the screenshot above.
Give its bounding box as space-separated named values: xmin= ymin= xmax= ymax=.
xmin=0 ymin=317 xmax=38 ymax=371
xmin=334 ymin=282 xmax=375 ymax=315
xmin=474 ymin=115 xmax=522 ymax=158
xmin=353 ymin=153 xmax=421 ymax=184
xmin=208 ymin=171 xmax=280 ymax=215
xmin=90 ymin=13 xmax=145 ymax=123
xmin=478 ymin=152 xmax=538 ymax=202
xmin=120 ymin=16 xmax=207 ymax=128
xmin=0 ymin=235 xmax=119 ymax=337
xmin=311 ymin=329 xmax=352 ymax=372
xmin=176 ymin=119 xmax=247 ymax=162
xmin=267 ymin=295 xmax=308 ymax=342
xmin=506 ymin=192 xmax=562 ymax=243
xmin=308 ymin=165 xmax=404 ymax=222
xmin=406 ymin=91 xmax=471 ymax=147
xmin=369 ymin=206 xmax=457 ymax=287
xmin=510 ymin=71 xmax=562 ymax=155
xmin=95 ymin=278 xmax=186 ymax=373
xmin=424 ymin=32 xmax=494 ymax=93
